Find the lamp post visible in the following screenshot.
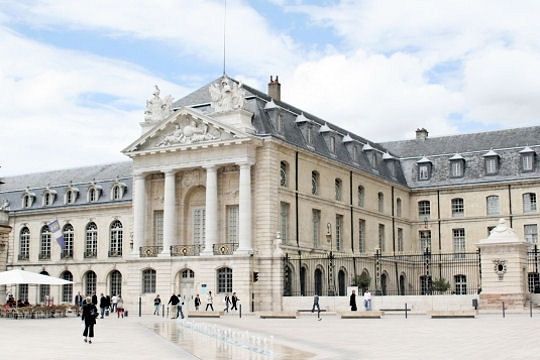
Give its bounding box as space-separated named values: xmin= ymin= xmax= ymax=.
xmin=326 ymin=223 xmax=336 ymax=296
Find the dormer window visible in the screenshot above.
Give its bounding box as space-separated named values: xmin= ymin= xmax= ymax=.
xmin=329 ymin=136 xmax=336 ymax=153
xmin=22 ymin=188 xmax=36 ymax=208
xmin=483 ymin=150 xmax=499 ymax=175
xmin=417 ymin=156 xmax=432 ymax=181
xmin=449 ymin=154 xmax=465 ymax=178
xmin=87 ymin=181 xmax=103 ymax=203
xmin=306 ymin=125 xmax=313 ymax=145
xmin=42 ymin=187 xmax=57 ymax=206
xmin=276 ymin=114 xmax=283 ymax=133
xmin=111 ymin=178 xmax=127 ymax=201
xmin=66 ymin=190 xmax=76 ymax=204
xmin=520 ymin=147 xmax=535 ymax=172
xmin=363 ymin=143 xmax=375 ymax=167
xmin=383 ymin=152 xmax=397 ymax=177
xmin=319 ymin=123 xmax=335 ymax=154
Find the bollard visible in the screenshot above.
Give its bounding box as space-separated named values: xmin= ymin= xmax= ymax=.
xmin=138 ymin=297 xmax=142 ymax=317
xmin=239 ymin=303 xmax=242 ymax=318
xmin=405 ymin=302 xmax=408 ymax=319
xmin=530 ymin=298 xmax=533 ymax=318
xmin=162 ymin=304 xmax=165 ymax=318
xmin=502 ymin=301 xmax=505 ymax=318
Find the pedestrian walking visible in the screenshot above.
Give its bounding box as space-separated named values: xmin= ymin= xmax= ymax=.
xmin=223 ymin=294 xmax=231 ymax=313
xmin=350 ymin=289 xmax=357 ymax=311
xmin=111 ymin=294 xmax=118 ymax=313
xmin=231 ymin=292 xmax=239 ymax=311
xmin=105 ymin=295 xmax=111 ymax=316
xmin=194 ymin=294 xmax=201 ymax=311
xmin=168 ymin=294 xmax=180 ymax=319
xmin=74 ymin=291 xmax=83 ymax=316
xmin=177 ymin=294 xmax=185 ymax=319
xmin=99 ymin=294 xmax=107 ymax=319
xmin=312 ymin=293 xmax=321 ymax=320
xmin=91 ymin=293 xmax=98 ymax=306
xmin=82 ymin=296 xmax=98 ymax=344
xmin=363 ymin=289 xmax=372 ymax=311
xmin=116 ymin=296 xmax=125 ymax=318
xmin=205 ymin=291 xmax=214 ymax=311
xmin=153 ymin=295 xmax=161 ymax=315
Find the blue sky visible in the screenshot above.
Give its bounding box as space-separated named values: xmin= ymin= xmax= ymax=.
xmin=1 ymin=0 xmax=540 ymax=175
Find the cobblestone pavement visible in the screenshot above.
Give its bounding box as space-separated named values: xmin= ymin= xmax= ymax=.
xmin=2 ymin=312 xmax=540 ymax=359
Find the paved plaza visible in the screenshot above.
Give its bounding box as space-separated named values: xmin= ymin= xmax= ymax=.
xmin=2 ymin=312 xmax=540 ymax=359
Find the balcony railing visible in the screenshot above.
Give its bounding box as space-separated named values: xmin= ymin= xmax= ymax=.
xmin=18 ymin=254 xmax=29 ymax=261
xmin=38 ymin=252 xmax=51 ymax=260
xmin=108 ymin=250 xmax=123 ymax=257
xmin=213 ymin=242 xmax=238 ymax=255
xmin=84 ymin=250 xmax=97 ymax=258
xmin=140 ymin=246 xmax=162 ymax=257
xmin=61 ymin=250 xmax=73 ymax=259
xmin=170 ymin=244 xmax=201 ymax=256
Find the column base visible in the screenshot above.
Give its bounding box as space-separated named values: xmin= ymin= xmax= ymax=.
xmin=234 ymin=248 xmax=253 ymax=256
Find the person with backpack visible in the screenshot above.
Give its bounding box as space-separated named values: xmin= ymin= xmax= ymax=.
xmin=82 ymin=296 xmax=98 ymax=344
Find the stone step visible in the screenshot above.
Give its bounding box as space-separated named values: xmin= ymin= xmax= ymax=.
xmin=340 ymin=311 xmax=383 ymax=319
xmin=258 ymin=312 xmax=297 ymax=319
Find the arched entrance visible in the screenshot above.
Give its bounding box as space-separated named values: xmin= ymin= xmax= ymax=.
xmin=338 ymin=269 xmax=347 ymax=296
xmin=178 ymin=269 xmax=195 ymax=304
xmin=381 ymin=272 xmax=388 ymax=295
xmin=399 ymin=274 xmax=406 ymax=295
xmin=109 ymin=270 xmax=122 ymax=296
xmin=314 ymin=267 xmax=323 ymax=296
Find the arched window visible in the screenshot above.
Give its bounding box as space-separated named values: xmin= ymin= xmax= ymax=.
xmin=39 ymin=271 xmax=50 ymax=304
xmin=358 ymin=185 xmax=365 ymax=207
xmin=381 ymin=272 xmax=388 ymax=295
xmin=88 ymin=186 xmax=101 ymax=203
xmin=22 ymin=194 xmax=33 ymax=208
xmin=217 ymin=267 xmax=233 ymax=293
xmin=486 ymin=195 xmax=500 ymax=215
xmin=335 ymin=178 xmax=342 ymax=201
xmin=284 ymin=265 xmax=292 ymax=296
xmin=378 ymin=192 xmax=384 ymax=213
xmin=84 ymin=271 xmax=97 ymax=296
xmin=61 ymin=271 xmax=73 ymax=303
xmin=454 ymin=274 xmax=467 ymax=295
xmin=19 ymin=227 xmax=30 ymax=260
xmin=111 ymin=185 xmax=123 ymax=200
xmin=280 ymin=161 xmax=288 ymax=187
xmin=62 ymin=224 xmax=74 ymax=258
xmin=396 ymin=198 xmax=402 ymax=217
xmin=85 ymin=222 xmax=98 ymax=258
xmin=43 ymin=190 xmax=56 ymax=206
xmin=109 ymin=220 xmax=123 ymax=257
xmin=110 ymin=270 xmax=122 ymax=296
xmin=182 ymin=269 xmax=195 ymax=278
xmin=40 ymin=225 xmax=51 ymax=260
xmin=142 ymin=269 xmax=156 ymax=293
xmin=65 ymin=189 xmax=77 ymax=204
xmin=311 ymin=171 xmax=319 ymax=195
xmin=399 ymin=274 xmax=406 ymax=295
xmin=314 ymin=267 xmax=323 ymax=296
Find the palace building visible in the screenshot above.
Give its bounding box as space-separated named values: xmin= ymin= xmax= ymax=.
xmin=0 ymin=76 xmax=539 ymax=311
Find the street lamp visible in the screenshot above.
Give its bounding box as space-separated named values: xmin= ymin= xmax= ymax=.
xmin=326 ymin=223 xmax=336 ymax=296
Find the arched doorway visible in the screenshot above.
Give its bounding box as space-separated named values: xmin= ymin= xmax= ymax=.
xmin=300 ymin=266 xmax=307 ymax=296
xmin=178 ymin=269 xmax=195 ymax=304
xmin=109 ymin=270 xmax=122 ymax=296
xmin=338 ymin=269 xmax=347 ymax=296
xmin=84 ymin=271 xmax=97 ymax=297
xmin=399 ymin=274 xmax=406 ymax=295
xmin=381 ymin=272 xmax=388 ymax=295
xmin=314 ymin=267 xmax=323 ymax=296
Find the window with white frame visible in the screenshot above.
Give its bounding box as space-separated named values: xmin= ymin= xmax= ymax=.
xmin=311 ymin=171 xmax=319 ymax=195
xmin=419 ymin=230 xmax=431 ymax=252
xmin=378 ymin=192 xmax=384 ymax=213
xmin=525 ymin=224 xmax=538 ymax=245
xmin=226 ymin=205 xmax=239 ymax=243
xmin=18 ymin=284 xmax=28 ymax=301
xmin=88 ymin=187 xmax=98 ymax=202
xmin=418 ymin=164 xmax=431 ymax=181
xmin=112 ymin=185 xmax=122 ymax=200
xmin=486 ymin=195 xmax=500 ymax=216
xmin=43 ymin=191 xmax=54 ymax=206
xmin=22 ymin=194 xmax=33 ymax=208
xmin=39 ymin=271 xmax=50 ymax=303
xmin=358 ymin=186 xmax=365 ymax=207
xmin=396 ymin=198 xmax=402 ymax=217
xmin=418 ymin=200 xmax=431 ymax=218
xmin=110 ymin=270 xmax=122 ymax=296
xmin=312 ymin=209 xmax=321 ymax=248
xmin=142 ymin=269 xmax=156 ymax=293
xmin=485 ymin=157 xmax=498 ymax=175
xmin=109 ymin=220 xmax=123 ymax=256
xmin=192 ymin=208 xmax=205 ymax=246
xmin=453 ymin=228 xmax=466 ymax=258
xmin=85 ymin=271 xmax=97 ymax=296
xmin=397 ymin=228 xmax=404 ymax=252
xmin=62 ymin=224 xmax=74 ymax=258
xmin=280 ymin=202 xmax=290 ymax=244
xmin=66 ymin=190 xmax=76 ymax=204
xmin=358 ymin=219 xmax=366 ymax=253
xmin=40 ymin=226 xmax=51 ymax=259
xmin=61 ymin=271 xmax=73 ymax=303
xmin=451 ymin=198 xmax=464 ymax=217
xmin=523 ymin=193 xmax=537 ymax=213
xmin=329 ymin=136 xmax=336 ymax=153
xmin=336 ymin=215 xmax=344 ymax=251
xmin=19 ymin=227 xmax=30 ymax=260
xmin=454 ymin=274 xmax=467 ymax=295
xmin=335 ymin=178 xmax=342 ymax=201
xmin=217 ymin=267 xmax=233 ymax=293
xmin=522 ymin=153 xmax=534 ymax=172
xmin=450 ymin=160 xmax=464 ymax=177
xmin=378 ymin=224 xmax=385 ymax=252
xmin=352 ymin=145 xmax=358 ymax=162
xmin=280 ymin=161 xmax=288 ymax=187
xmin=85 ymin=222 xmax=98 ymax=258
xmin=306 ymin=125 xmax=313 ymax=145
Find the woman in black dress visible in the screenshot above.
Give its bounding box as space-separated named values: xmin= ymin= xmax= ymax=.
xmin=81 ymin=296 xmax=98 ymax=343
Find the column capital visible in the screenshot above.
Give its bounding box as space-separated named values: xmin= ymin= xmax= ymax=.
xmin=133 ymin=173 xmax=147 ymax=180
xmin=162 ymin=169 xmax=177 ymax=176
xmin=237 ymin=161 xmax=255 ymax=168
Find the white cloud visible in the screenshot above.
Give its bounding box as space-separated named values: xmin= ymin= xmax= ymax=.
xmin=0 ymin=27 xmax=187 ymax=176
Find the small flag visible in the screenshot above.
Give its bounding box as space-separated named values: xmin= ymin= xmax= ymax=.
xmin=48 ymin=219 xmax=65 ymax=250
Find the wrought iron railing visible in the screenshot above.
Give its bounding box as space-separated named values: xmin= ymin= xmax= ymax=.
xmin=84 ymin=250 xmax=97 ymax=258
xmin=18 ymin=254 xmax=29 ymax=261
xmin=140 ymin=246 xmax=162 ymax=257
xmin=528 ymin=245 xmax=540 ymax=293
xmin=108 ymin=250 xmax=123 ymax=257
xmin=213 ymin=242 xmax=238 ymax=255
xmin=61 ymin=250 xmax=73 ymax=259
xmin=170 ymin=244 xmax=201 ymax=256
xmin=38 ymin=252 xmax=51 ymax=260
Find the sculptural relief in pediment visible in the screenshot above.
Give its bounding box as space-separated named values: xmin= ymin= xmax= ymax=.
xmin=149 ymin=115 xmax=235 ymax=149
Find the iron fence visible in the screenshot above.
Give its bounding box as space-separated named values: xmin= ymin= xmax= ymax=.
xmin=139 ymin=246 xmax=162 ymax=257
xmin=528 ymin=245 xmax=540 ymax=293
xmin=213 ymin=242 xmax=238 ymax=255
xmin=170 ymin=244 xmax=201 ymax=256
xmin=283 ymin=249 xmax=481 ymax=297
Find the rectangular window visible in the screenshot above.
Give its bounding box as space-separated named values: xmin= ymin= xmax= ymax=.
xmin=522 ymin=154 xmax=534 ymax=171
xmin=280 ymin=202 xmax=290 ymax=244
xmin=378 ymin=224 xmax=385 ymax=252
xmin=226 ymin=205 xmax=239 ymax=243
xmin=486 ymin=196 xmax=500 ymax=215
xmin=525 ymin=224 xmax=538 ymax=245
xmin=528 ymin=273 xmax=540 ymax=293
xmin=453 ymin=228 xmax=466 ymax=258
xmin=451 ymin=198 xmax=464 ymax=217
xmin=418 ymin=164 xmax=430 ymax=180
xmin=486 ymin=157 xmax=498 ymax=175
xmin=419 ymin=230 xmax=431 ymax=252
xmin=358 ymin=219 xmax=366 ymax=253
xmin=142 ymin=271 xmax=156 ymax=294
xmin=306 ymin=126 xmax=313 ymax=145
xmin=154 ymin=210 xmax=164 ymax=247
xmin=524 ymin=193 xmax=537 ymax=213
xmin=192 ymin=208 xmax=206 ymax=246
xmin=336 ymin=215 xmax=344 ymax=251
xmin=397 ymin=228 xmax=404 ymax=252
xmin=450 ymin=160 xmax=464 ymax=177
xmin=418 ymin=201 xmax=431 ymax=218
xmin=312 ymin=209 xmax=321 ymax=248
xmin=18 ymin=284 xmax=28 ymax=301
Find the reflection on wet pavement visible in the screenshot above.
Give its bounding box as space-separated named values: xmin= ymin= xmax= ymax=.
xmin=151 ymin=320 xmax=315 ymax=360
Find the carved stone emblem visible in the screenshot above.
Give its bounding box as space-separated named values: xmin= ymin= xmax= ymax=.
xmin=493 ymin=259 xmax=507 ymax=280
xmin=157 ymin=118 xmax=218 ymax=147
xmin=144 ymin=85 xmax=173 ymax=124
xmin=209 ymin=76 xmax=245 ymax=113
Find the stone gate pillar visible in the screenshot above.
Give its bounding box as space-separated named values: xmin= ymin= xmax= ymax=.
xmin=477 ymin=219 xmax=529 ymax=308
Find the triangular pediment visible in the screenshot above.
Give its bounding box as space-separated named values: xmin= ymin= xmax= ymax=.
xmin=123 ymin=107 xmax=251 ymax=155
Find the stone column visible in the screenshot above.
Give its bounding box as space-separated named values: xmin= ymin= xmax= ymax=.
xmin=132 ymin=173 xmax=147 ymax=256
xmin=235 ymin=162 xmax=253 ymax=255
xmin=477 ymin=218 xmax=529 ymax=308
xmin=201 ymin=165 xmax=218 ymax=256
xmin=160 ymin=170 xmax=176 ymax=256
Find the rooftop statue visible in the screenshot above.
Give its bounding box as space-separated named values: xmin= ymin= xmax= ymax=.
xmin=209 ymin=76 xmax=245 ymax=113
xmin=144 ymin=85 xmax=173 ymax=123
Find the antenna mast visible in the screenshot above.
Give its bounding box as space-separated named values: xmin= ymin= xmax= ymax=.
xmin=223 ymin=0 xmax=227 ymax=76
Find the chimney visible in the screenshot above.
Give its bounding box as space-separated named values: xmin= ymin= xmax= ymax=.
xmin=416 ymin=128 xmax=428 ymax=140
xmin=268 ymin=75 xmax=281 ymax=101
